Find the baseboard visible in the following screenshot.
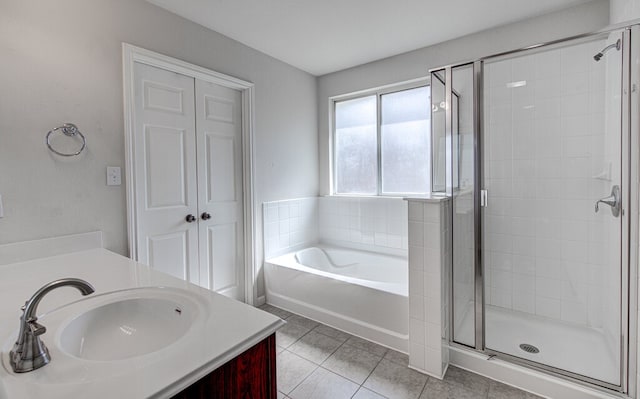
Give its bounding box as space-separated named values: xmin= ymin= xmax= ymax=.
xmin=255 ymin=295 xmax=266 ymax=307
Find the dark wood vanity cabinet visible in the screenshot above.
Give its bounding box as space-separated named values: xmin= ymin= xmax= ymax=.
xmin=172 ymin=333 xmax=277 ymax=399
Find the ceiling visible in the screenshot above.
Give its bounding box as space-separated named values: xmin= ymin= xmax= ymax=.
xmin=148 ymin=0 xmax=594 ymax=76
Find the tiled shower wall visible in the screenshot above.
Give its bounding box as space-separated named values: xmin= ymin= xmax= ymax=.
xmin=482 ymin=36 xmax=618 ymax=338
xmin=263 ymin=196 xmax=408 ymax=259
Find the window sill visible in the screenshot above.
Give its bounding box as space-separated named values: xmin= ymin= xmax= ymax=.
xmin=402 ymin=193 xmax=450 ymax=203
xmin=326 ymin=194 xmax=413 ymax=200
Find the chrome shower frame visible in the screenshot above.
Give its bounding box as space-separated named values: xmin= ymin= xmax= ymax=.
xmin=431 ymin=23 xmax=640 ymax=396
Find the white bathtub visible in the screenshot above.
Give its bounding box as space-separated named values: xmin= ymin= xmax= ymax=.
xmin=264 ymin=245 xmax=408 ymax=352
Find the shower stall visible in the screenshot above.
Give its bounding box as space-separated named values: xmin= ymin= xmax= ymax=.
xmin=433 ymin=24 xmax=639 ymax=395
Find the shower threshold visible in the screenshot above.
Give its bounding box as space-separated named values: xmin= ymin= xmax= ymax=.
xmin=456 ymin=304 xmax=619 ymax=386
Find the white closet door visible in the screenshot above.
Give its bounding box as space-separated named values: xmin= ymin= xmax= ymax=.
xmin=133 ymin=62 xmax=199 ymax=284
xmin=195 ymin=79 xmax=245 ymax=301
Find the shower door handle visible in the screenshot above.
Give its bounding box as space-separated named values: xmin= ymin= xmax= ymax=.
xmin=595 ymin=185 xmax=620 ymax=217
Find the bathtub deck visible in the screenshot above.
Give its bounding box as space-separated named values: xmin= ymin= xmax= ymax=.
xmin=261 ymin=304 xmax=541 ymax=399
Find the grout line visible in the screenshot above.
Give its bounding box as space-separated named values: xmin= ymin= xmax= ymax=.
xmin=416 ymin=375 xmax=431 ymax=399
xmin=280 ymin=348 xmax=320 ymax=396
xmin=274 ymin=306 xmax=423 ymax=399
xmin=311 ymin=323 xmax=353 ymax=343
xmin=356 ymin=348 xmax=388 ymax=398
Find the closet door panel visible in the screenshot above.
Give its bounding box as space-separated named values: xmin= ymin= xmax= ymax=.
xmin=144 ymin=125 xmax=188 ymax=208
xmin=133 ymin=62 xmax=199 ymax=285
xmin=196 ymin=80 xmax=245 ymax=301
xmin=207 ymin=223 xmax=238 ymax=292
xmin=206 ymin=134 xmax=236 ymax=202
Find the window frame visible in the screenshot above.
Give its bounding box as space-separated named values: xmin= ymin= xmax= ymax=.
xmin=329 ymin=78 xmax=430 ymax=197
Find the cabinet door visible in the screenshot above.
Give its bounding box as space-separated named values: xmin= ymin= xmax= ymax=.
xmin=195 ymin=80 xmax=245 ymax=301
xmin=172 ymin=334 xmax=277 ymax=399
xmin=133 ymin=62 xmax=199 ymax=284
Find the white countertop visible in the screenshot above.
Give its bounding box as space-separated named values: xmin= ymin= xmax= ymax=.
xmin=0 ymin=248 xmax=284 ymax=398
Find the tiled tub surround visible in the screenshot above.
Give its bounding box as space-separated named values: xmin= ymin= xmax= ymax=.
xmin=406 ymin=197 xmax=451 ymax=379
xmin=318 ymin=196 xmax=408 ymax=256
xmin=263 ymin=198 xmax=319 ymax=260
xmin=263 ymin=196 xmax=409 ymax=354
xmin=263 ymin=196 xmax=408 ymax=258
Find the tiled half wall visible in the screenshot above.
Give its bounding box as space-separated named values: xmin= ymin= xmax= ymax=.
xmin=406 ymin=197 xmax=451 ymax=378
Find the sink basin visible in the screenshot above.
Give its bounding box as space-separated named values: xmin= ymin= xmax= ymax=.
xmin=58 ymin=295 xmax=197 ymax=361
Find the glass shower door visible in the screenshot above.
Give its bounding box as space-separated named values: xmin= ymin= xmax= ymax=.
xmin=481 ymin=31 xmax=625 ymax=387
xmin=432 ymin=64 xmax=480 ymax=350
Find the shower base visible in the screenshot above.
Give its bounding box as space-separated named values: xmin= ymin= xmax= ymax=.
xmin=456 ymin=304 xmax=619 ymax=386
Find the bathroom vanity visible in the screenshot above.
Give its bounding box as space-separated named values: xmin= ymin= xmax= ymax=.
xmin=0 ymin=247 xmax=284 ymax=398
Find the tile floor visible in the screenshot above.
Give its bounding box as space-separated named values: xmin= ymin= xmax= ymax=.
xmin=260 ymin=304 xmax=542 ymax=399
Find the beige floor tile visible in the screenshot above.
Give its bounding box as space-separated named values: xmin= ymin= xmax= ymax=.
xmin=383 ymin=349 xmax=409 ymax=366
xmin=289 ymin=330 xmax=343 ymax=364
xmin=289 ymin=367 xmax=359 ymax=399
xmin=313 ymin=324 xmax=352 ymax=342
xmin=277 ymin=321 xmax=312 ymax=348
xmin=419 ymin=377 xmax=483 ymax=399
xmin=352 ymin=387 xmax=388 ymax=399
xmin=323 ymin=344 xmax=382 ymax=385
xmin=488 ymin=381 xmax=543 ymax=399
xmin=363 ymin=359 xmax=428 ymax=399
xmin=287 ymin=314 xmax=320 ymax=330
xmin=260 ymin=304 xmax=294 ymax=319
xmin=277 ymin=350 xmax=317 ymax=394
xmin=345 ymin=335 xmax=388 ymax=357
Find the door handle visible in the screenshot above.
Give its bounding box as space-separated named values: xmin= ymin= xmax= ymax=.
xmin=185 ymin=214 xmax=196 ymax=223
xmin=595 ymin=185 xmax=621 ymax=217
xmin=201 ymin=212 xmax=211 ymax=220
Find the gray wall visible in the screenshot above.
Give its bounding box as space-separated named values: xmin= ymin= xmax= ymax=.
xmin=317 ymin=0 xmax=611 ymax=194
xmin=0 ymin=0 xmax=318 ymax=298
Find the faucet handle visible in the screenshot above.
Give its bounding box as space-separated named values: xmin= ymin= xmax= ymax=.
xmin=28 ymin=320 xmax=46 ymax=336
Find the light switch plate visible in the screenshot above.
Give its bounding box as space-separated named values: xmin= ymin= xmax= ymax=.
xmin=106 ymin=167 xmax=122 ymax=186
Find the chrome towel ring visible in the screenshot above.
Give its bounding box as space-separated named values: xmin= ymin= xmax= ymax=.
xmin=46 ymin=123 xmax=86 ymax=157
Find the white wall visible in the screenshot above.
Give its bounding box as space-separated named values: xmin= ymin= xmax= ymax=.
xmin=0 ymin=1 xmax=318 ymax=299
xmin=317 ymin=0 xmax=610 ymax=195
xmin=611 ymin=0 xmax=640 ymax=23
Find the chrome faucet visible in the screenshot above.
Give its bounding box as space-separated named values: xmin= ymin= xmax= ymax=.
xmin=10 ymin=278 xmax=95 ymax=373
xmin=595 ymin=185 xmax=621 ymax=217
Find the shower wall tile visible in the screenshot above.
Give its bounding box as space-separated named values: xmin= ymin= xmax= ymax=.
xmin=318 ymin=196 xmax=408 ymax=256
xmin=482 ymin=37 xmax=617 ymax=343
xmin=262 ymin=198 xmax=318 ymax=259
xmin=406 ymin=198 xmax=450 ymax=379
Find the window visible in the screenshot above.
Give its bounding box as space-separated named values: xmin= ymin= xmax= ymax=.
xmin=333 ymin=84 xmax=431 ymax=195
